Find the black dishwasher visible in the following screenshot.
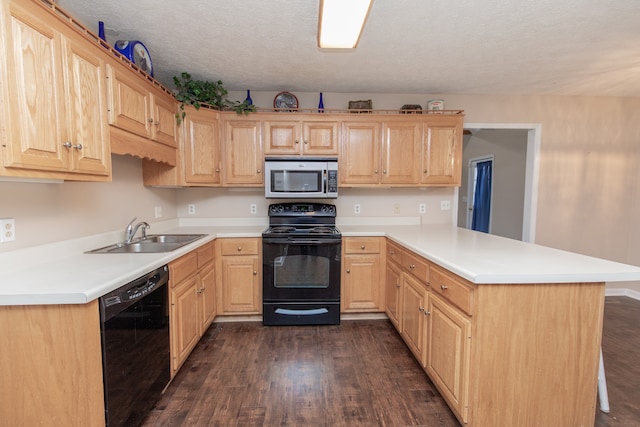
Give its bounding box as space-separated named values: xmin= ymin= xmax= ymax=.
xmin=99 ymin=265 xmax=170 ymax=427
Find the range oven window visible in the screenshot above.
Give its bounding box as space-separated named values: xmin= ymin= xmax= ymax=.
xmin=274 ymin=252 xmax=330 ymax=288
xmin=271 ymin=170 xmax=322 ymax=193
xmin=263 ymin=240 xmax=340 ymax=301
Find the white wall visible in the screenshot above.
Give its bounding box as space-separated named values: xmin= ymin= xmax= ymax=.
xmin=0 ymin=155 xmax=178 ymax=252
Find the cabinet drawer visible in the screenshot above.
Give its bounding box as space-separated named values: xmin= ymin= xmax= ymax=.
xmin=386 ymin=240 xmax=404 ymax=265
xmin=169 ymin=252 xmax=198 ymax=286
xmin=344 ymin=237 xmax=381 ymax=254
xmin=403 ymin=251 xmax=429 ymax=284
xmin=196 ymin=241 xmax=215 ymax=269
xmin=219 ymin=238 xmax=259 ymax=256
xmin=429 ymin=267 xmax=474 ymax=316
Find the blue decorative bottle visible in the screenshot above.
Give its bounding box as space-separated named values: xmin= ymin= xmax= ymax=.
xmin=318 ymin=92 xmax=324 ymax=113
xmin=245 ymin=90 xmax=253 ymax=105
xmin=98 ymin=21 xmax=106 ymax=42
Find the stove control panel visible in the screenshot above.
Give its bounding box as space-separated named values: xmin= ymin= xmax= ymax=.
xmin=268 ymin=203 xmax=336 ymax=216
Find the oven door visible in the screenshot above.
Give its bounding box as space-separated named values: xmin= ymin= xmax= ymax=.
xmin=262 ymin=238 xmax=341 ymax=302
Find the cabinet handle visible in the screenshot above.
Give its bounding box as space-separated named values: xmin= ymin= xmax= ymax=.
xmin=441 ymin=285 xmax=448 ymax=290
xmin=346 ymin=268 xmax=350 ymax=273
xmin=63 ymin=141 xmax=72 ymax=149
xmin=424 ymin=310 xmax=431 ymax=316
xmin=257 ymin=169 xmax=262 ymax=173
xmin=215 ymin=168 xmax=220 ymax=172
xmin=419 ymin=306 xmax=425 ymax=312
xmin=383 ymin=169 xmax=387 ymax=174
xmin=423 ymin=169 xmax=428 ymax=174
xmin=73 ymin=143 xmax=83 ymax=150
xmin=253 ymin=271 xmax=257 ymax=275
xmin=360 ymin=245 xmax=365 ymax=250
xmin=303 ymin=140 xmax=308 ymax=144
xmin=395 ymin=284 xmax=401 ymax=288
xmin=374 ymin=169 xmax=379 ymax=174
xmin=237 ymin=246 xmax=243 ymax=251
xmin=295 ymin=140 xmax=300 ymax=144
xmin=409 ymin=264 xmax=415 ymax=269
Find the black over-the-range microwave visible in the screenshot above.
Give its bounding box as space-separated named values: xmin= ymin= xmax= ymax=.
xmin=264 ymin=158 xmax=338 ymax=199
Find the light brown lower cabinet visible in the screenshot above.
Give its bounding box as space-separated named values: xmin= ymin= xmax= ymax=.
xmin=341 ymin=237 xmax=385 ymax=313
xmin=385 ymin=238 xmax=605 ymax=427
xmin=426 ymin=292 xmax=471 ymax=422
xmin=216 ymin=238 xmax=262 ymax=315
xmin=400 ymin=273 xmax=428 ymax=366
xmin=169 ymin=241 xmax=216 ymax=375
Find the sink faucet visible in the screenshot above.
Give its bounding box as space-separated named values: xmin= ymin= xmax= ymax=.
xmin=125 ymin=217 xmax=150 ymax=243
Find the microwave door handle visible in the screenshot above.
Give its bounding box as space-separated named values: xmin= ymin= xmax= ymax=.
xmin=323 ymin=170 xmax=327 ymax=194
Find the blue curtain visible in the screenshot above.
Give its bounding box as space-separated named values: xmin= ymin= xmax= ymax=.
xmin=472 ymin=160 xmax=492 ymax=233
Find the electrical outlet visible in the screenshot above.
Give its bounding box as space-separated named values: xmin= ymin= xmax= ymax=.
xmin=188 ymin=204 xmax=196 ymax=215
xmin=154 ymin=206 xmax=162 ymax=218
xmin=0 ymin=218 xmax=15 ymax=243
xmin=354 ymin=204 xmax=361 ymax=214
xmin=250 ymin=204 xmax=257 ymax=214
xmin=440 ymin=200 xmax=451 ymax=211
xmin=419 ymin=203 xmax=426 ymax=214
xmin=393 ymin=203 xmax=400 ymax=214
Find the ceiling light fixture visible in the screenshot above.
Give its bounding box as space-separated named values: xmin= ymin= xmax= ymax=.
xmin=318 ymin=0 xmax=373 ymax=49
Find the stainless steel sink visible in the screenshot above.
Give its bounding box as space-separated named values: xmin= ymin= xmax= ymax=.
xmin=86 ymin=234 xmax=206 ymax=254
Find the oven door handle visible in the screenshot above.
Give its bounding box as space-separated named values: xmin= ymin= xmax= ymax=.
xmin=264 ymin=238 xmax=340 ymax=245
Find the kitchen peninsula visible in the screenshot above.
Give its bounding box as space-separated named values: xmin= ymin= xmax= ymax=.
xmin=2 ymin=222 xmax=640 ymax=426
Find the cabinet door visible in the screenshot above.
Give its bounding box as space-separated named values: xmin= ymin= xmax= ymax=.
xmin=342 ymin=253 xmax=382 ymax=312
xmin=1 ymin=3 xmax=68 ymax=171
xmin=382 ymin=121 xmax=421 ymax=184
xmin=422 ymin=122 xmax=462 ymax=185
xmin=63 ymin=35 xmax=110 ymax=176
xmin=401 ymin=274 xmax=428 ymax=366
xmin=340 ymin=121 xmax=381 ymax=184
xmin=150 ymin=92 xmax=178 ymax=148
xmin=184 ymin=107 xmax=221 ymax=185
xmin=222 ymin=119 xmax=263 ymax=185
xmin=385 ymin=261 xmax=402 ymax=330
xmin=426 ymin=294 xmax=471 ymax=422
xmin=220 ymin=255 xmax=261 ymax=313
xmin=263 ymin=120 xmax=300 ymax=155
xmin=198 ymin=264 xmax=216 ymax=333
xmin=170 ymin=275 xmax=199 ymax=372
xmin=106 ymin=63 xmax=151 ymax=138
xmin=303 ymin=121 xmax=339 ymax=155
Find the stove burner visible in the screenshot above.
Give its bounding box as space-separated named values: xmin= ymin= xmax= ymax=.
xmin=269 ymin=226 xmax=296 ymax=233
xmin=309 ymin=227 xmax=335 ymax=234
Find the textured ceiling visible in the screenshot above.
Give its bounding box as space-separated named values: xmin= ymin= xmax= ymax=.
xmin=58 ymin=0 xmax=640 ymax=96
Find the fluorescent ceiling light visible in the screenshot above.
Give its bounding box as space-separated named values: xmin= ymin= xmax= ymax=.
xmin=318 ymin=0 xmax=373 ymax=49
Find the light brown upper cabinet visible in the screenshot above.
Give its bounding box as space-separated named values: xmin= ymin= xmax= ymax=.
xmin=106 ymin=63 xmax=177 ymax=165
xmin=221 ymin=117 xmax=263 ymax=186
xmin=183 ymin=107 xmax=221 ymax=185
xmin=0 ymin=0 xmax=110 ymax=180
xmin=340 ymin=120 xmax=382 ymax=184
xmin=263 ymin=116 xmax=339 ymax=156
xmin=422 ymin=119 xmax=462 ymax=186
xmin=381 ymin=120 xmax=422 ymax=184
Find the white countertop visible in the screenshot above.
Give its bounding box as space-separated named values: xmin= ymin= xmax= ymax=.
xmin=2 ymin=220 xmax=640 ymax=306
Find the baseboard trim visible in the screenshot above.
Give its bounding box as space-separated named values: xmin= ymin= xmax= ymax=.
xmin=605 ymin=288 xmax=640 ymax=300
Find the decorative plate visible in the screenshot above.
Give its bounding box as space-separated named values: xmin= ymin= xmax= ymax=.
xmin=114 ymin=40 xmax=153 ymax=77
xmin=273 ymin=91 xmax=299 ymax=111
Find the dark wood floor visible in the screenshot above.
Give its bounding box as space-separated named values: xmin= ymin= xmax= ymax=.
xmin=595 ymin=296 xmax=640 ymax=427
xmin=144 ymin=296 xmax=640 ymax=427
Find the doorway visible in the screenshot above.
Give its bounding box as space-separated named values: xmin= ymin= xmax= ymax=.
xmin=455 ymin=124 xmax=540 ymax=243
